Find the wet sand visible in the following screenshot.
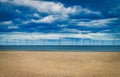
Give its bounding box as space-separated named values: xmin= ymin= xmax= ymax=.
xmin=0 ymin=51 xmax=120 ymax=77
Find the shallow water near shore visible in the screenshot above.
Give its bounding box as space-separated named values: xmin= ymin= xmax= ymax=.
xmin=0 ymin=45 xmax=120 ymax=52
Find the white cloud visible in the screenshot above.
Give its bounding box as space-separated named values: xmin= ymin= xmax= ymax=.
xmin=3 ymin=0 xmax=76 ymax=18
xmin=1 ymin=21 xmax=12 ymax=25
xmin=77 ymin=7 xmax=101 ymax=15
xmin=0 ymin=0 xmax=8 ymax=2
xmin=1 ymin=0 xmax=101 ymax=22
xmin=33 ymin=13 xmax=40 ymax=18
xmin=8 ymin=26 xmax=18 ymax=29
xmin=0 ymin=0 xmax=102 ymax=25
xmin=21 ymin=15 xmax=59 ymax=24
xmin=77 ymin=18 xmax=118 ymax=27
xmin=108 ymin=7 xmax=120 ymax=15
xmin=38 ymin=15 xmax=58 ymax=23
xmin=31 ymin=15 xmax=59 ymax=23
xmin=62 ymin=28 xmax=91 ymax=33
xmin=12 ymin=0 xmax=79 ymax=15
xmin=57 ymin=24 xmax=67 ymax=27
xmin=0 ymin=32 xmax=114 ymax=40
xmin=15 ymin=10 xmax=21 ymax=14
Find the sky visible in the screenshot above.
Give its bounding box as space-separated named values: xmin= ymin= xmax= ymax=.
xmin=0 ymin=0 xmax=120 ymax=45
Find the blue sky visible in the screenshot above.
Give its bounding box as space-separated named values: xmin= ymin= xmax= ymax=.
xmin=0 ymin=0 xmax=120 ymax=45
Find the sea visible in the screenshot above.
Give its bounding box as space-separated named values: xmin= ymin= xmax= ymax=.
xmin=0 ymin=45 xmax=120 ymax=52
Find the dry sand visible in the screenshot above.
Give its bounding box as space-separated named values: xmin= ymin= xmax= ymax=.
xmin=0 ymin=51 xmax=120 ymax=77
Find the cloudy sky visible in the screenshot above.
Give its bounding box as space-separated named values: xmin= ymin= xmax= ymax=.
xmin=0 ymin=0 xmax=120 ymax=45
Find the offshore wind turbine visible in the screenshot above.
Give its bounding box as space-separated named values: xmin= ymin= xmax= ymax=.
xmin=43 ymin=39 xmax=46 ymax=45
xmin=16 ymin=38 xmax=18 ymax=45
xmin=80 ymin=39 xmax=82 ymax=45
xmin=112 ymin=38 xmax=116 ymax=45
xmin=5 ymin=38 xmax=8 ymax=45
xmin=2 ymin=36 xmax=7 ymax=45
xmin=101 ymin=38 xmax=104 ymax=46
xmin=4 ymin=35 xmax=8 ymax=45
xmin=82 ymin=39 xmax=85 ymax=45
xmin=75 ymin=39 xmax=77 ymax=46
xmin=93 ymin=40 xmax=94 ymax=46
xmin=58 ymin=37 xmax=61 ymax=45
xmin=25 ymin=39 xmax=27 ymax=45
xmin=31 ymin=34 xmax=34 ymax=45
xmin=89 ymin=39 xmax=92 ymax=46
xmin=26 ymin=39 xmax=28 ymax=45
xmin=0 ymin=35 xmax=3 ymax=45
xmin=71 ymin=39 xmax=74 ymax=45
xmin=16 ymin=35 xmax=19 ymax=45
xmin=112 ymin=33 xmax=120 ymax=45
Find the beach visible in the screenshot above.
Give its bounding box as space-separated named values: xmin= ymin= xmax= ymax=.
xmin=0 ymin=51 xmax=120 ymax=77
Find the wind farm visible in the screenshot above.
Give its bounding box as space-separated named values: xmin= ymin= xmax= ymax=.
xmin=0 ymin=34 xmax=120 ymax=77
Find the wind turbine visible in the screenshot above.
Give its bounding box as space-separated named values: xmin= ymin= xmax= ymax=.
xmin=25 ymin=39 xmax=27 ymax=45
xmin=82 ymin=39 xmax=85 ymax=45
xmin=89 ymin=39 xmax=92 ymax=46
xmin=75 ymin=39 xmax=77 ymax=46
xmin=58 ymin=37 xmax=61 ymax=45
xmin=31 ymin=34 xmax=34 ymax=45
xmin=0 ymin=35 xmax=3 ymax=45
xmin=80 ymin=38 xmax=82 ymax=45
xmin=26 ymin=39 xmax=28 ymax=45
xmin=71 ymin=39 xmax=74 ymax=45
xmin=16 ymin=38 xmax=18 ymax=45
xmin=43 ymin=39 xmax=46 ymax=45
xmin=112 ymin=36 xmax=116 ymax=45
xmin=5 ymin=38 xmax=8 ymax=45
xmin=101 ymin=38 xmax=104 ymax=46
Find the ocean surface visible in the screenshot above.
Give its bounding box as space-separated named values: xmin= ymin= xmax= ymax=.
xmin=0 ymin=45 xmax=120 ymax=52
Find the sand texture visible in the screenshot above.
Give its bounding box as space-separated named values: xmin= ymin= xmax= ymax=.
xmin=0 ymin=51 xmax=120 ymax=77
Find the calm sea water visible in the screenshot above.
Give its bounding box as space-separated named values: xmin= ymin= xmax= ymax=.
xmin=0 ymin=45 xmax=120 ymax=52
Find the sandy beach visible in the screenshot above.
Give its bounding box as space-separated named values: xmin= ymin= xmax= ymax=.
xmin=0 ymin=51 xmax=120 ymax=77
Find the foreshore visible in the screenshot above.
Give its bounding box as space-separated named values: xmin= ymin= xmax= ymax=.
xmin=0 ymin=51 xmax=120 ymax=77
